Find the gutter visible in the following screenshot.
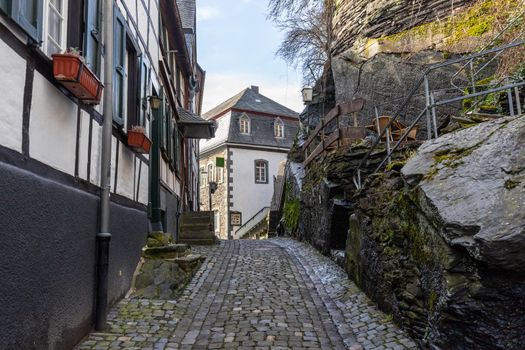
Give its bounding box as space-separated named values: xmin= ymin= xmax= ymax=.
xmin=95 ymin=0 xmax=114 ymax=331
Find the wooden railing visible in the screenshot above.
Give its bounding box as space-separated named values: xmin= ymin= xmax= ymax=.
xmin=303 ymin=98 xmax=366 ymax=166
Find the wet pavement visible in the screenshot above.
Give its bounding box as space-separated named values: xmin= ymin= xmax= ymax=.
xmin=76 ymin=239 xmax=416 ymax=349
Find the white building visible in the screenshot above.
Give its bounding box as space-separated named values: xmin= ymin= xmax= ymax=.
xmin=199 ymin=86 xmax=299 ymax=239
xmin=0 ymin=0 xmax=211 ymax=348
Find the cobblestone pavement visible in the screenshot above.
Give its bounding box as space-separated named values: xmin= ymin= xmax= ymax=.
xmin=76 ymin=239 xmax=417 ymax=350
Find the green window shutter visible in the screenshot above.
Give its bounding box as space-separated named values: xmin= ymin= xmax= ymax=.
xmin=159 ymin=89 xmax=167 ymax=151
xmin=84 ymin=0 xmax=101 ymax=75
xmin=173 ymin=123 xmax=179 ymax=172
xmin=9 ymin=0 xmax=43 ymax=42
xmin=167 ymin=111 xmax=173 ymax=163
xmin=113 ymin=8 xmax=126 ymax=126
xmin=138 ymin=55 xmax=150 ymax=127
xmin=0 ymin=0 xmax=11 ymax=15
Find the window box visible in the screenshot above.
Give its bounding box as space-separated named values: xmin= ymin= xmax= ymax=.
xmin=52 ymin=53 xmax=103 ymax=104
xmin=127 ymin=127 xmax=152 ymax=154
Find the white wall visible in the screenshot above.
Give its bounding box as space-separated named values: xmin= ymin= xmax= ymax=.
xmin=0 ymin=39 xmax=25 ymax=153
xmin=230 ymin=147 xmax=287 ymax=239
xmin=30 ymin=72 xmax=77 ymax=176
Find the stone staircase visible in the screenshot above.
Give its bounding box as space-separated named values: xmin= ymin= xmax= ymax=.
xmin=240 ymin=216 xmax=269 ymax=240
xmin=178 ymin=211 xmax=217 ymax=245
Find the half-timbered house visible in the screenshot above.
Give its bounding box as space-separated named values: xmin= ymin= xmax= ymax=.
xmin=0 ymin=0 xmax=213 ymax=348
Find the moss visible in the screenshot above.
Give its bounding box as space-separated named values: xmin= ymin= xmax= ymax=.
xmin=428 ymin=290 xmax=438 ymax=314
xmin=385 ymin=160 xmax=407 ymax=172
xmin=283 ymin=198 xmax=301 ymax=231
xmin=504 ymin=179 xmax=520 ymax=190
xmin=381 ymin=0 xmax=518 ymax=50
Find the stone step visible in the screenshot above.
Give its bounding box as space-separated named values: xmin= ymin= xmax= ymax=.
xmin=180 ymin=224 xmax=214 ymax=233
xmin=172 ymin=254 xmax=206 ymax=272
xmin=181 ymin=215 xmax=213 ymax=225
xmin=178 ymin=237 xmax=217 ymax=246
xmin=179 ymin=233 xmax=215 ymax=241
xmin=142 ymin=244 xmax=191 ymax=259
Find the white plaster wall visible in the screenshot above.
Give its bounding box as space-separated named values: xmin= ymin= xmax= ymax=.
xmin=30 ymin=72 xmax=77 ymax=175
xmin=110 ymin=136 xmax=117 ymax=192
xmin=116 ymin=145 xmax=135 ymax=200
xmin=90 ymin=123 xmax=102 ymax=186
xmin=138 ymin=160 xmax=149 ymax=204
xmin=0 ymin=39 xmax=25 ymax=153
xmin=77 ymin=111 xmax=91 ymax=181
xmin=230 ymin=148 xmax=287 ymax=239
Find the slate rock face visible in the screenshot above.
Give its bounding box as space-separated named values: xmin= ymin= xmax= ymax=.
xmin=402 ymin=116 xmax=525 ymax=271
xmin=339 ymin=116 xmax=525 ymax=348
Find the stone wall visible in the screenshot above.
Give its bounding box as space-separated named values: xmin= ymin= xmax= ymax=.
xmin=346 ymin=116 xmax=525 ymax=348
xmin=332 ymin=0 xmax=475 ymax=57
xmin=199 ymin=148 xmax=228 ymax=238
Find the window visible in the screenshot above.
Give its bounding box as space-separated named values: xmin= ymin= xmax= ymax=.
xmin=43 ymin=0 xmax=68 ymax=56
xmin=1 ymin=0 xmax=43 ymax=42
xmin=255 ymin=160 xmax=268 ymax=184
xmin=207 ymin=163 xmax=214 ymax=183
xmin=113 ymin=8 xmax=126 ymax=126
xmin=200 ymin=167 xmax=206 ymax=187
xmin=239 ymin=114 xmax=250 ymax=134
xmin=84 ymin=0 xmax=101 ymax=75
xmin=274 ymin=118 xmax=284 ymax=138
xmin=217 ymin=167 xmax=223 ymax=183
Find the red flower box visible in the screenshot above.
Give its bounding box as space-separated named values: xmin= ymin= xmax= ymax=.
xmin=52 ymin=54 xmax=103 ymax=104
xmin=128 ymin=130 xmax=152 ymax=154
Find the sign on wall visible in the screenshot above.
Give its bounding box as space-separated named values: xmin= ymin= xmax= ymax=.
xmin=216 ymin=157 xmax=225 ymax=167
xmin=230 ymin=211 xmax=242 ymax=226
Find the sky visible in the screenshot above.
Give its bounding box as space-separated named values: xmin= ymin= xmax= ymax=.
xmin=196 ymin=0 xmax=305 ymax=114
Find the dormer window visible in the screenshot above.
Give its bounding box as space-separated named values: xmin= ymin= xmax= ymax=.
xmin=274 ymin=118 xmax=284 ymax=138
xmin=239 ymin=114 xmax=250 ymax=134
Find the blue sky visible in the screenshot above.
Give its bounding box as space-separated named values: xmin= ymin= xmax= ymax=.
xmin=196 ymin=0 xmax=304 ymax=113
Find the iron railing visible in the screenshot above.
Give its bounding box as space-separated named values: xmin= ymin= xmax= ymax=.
xmin=234 ymin=207 xmax=270 ymax=238
xmin=353 ymin=39 xmax=525 ymax=189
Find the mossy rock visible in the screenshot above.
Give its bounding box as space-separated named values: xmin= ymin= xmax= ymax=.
xmin=146 ymin=231 xmax=171 ymax=247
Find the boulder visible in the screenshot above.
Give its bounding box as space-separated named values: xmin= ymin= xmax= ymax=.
xmin=402 ymin=116 xmax=525 ymax=271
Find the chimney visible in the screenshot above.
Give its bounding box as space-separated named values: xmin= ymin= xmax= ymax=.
xmin=251 ymin=85 xmax=259 ymax=94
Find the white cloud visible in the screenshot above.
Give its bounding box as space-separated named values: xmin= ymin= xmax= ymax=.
xmin=197 ymin=6 xmax=221 ymax=22
xmin=202 ymin=72 xmax=304 ymax=114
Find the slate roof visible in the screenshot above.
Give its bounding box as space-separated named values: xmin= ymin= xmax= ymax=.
xmin=203 ymin=86 xmax=299 ymax=119
xmin=200 ymin=86 xmax=300 ymax=154
xmin=176 ymin=0 xmax=196 ymax=30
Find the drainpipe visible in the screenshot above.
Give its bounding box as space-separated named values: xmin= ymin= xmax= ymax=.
xmin=96 ymin=0 xmax=114 ymax=331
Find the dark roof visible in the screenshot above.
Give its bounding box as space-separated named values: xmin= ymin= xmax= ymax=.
xmin=203 ymin=86 xmax=299 ymax=119
xmin=176 ymin=0 xmax=196 ymax=30
xmin=177 ymin=107 xmax=215 ymax=139
xmin=226 ymin=111 xmax=299 ymax=149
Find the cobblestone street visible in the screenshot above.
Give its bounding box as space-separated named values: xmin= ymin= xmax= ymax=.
xmin=76 ymin=239 xmax=416 ymax=349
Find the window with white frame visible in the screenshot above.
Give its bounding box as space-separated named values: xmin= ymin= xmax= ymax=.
xmin=274 ymin=118 xmax=284 ymax=138
xmin=217 ymin=166 xmax=224 ymax=183
xmin=200 ymin=167 xmax=206 ymax=187
xmin=255 ymin=160 xmax=268 ymax=184
xmin=207 ymin=163 xmax=215 ymax=183
xmin=44 ymin=0 xmax=68 ymax=56
xmin=239 ymin=114 xmax=250 ymax=134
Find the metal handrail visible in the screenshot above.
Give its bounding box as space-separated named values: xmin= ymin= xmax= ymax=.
xmin=450 ymin=9 xmax=525 ymax=91
xmin=235 ymin=207 xmax=270 ymax=235
xmin=353 ymin=40 xmax=525 ymax=189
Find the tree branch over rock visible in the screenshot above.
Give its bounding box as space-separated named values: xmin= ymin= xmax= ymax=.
xmin=268 ymin=0 xmax=335 ymax=85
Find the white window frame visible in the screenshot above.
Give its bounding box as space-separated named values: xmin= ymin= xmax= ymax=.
xmin=239 ymin=114 xmax=250 ymax=134
xmin=43 ymin=0 xmax=69 ymax=57
xmin=200 ymin=167 xmax=206 ymax=187
xmin=207 ymin=163 xmax=215 ymax=183
xmin=255 ymin=160 xmax=268 ymax=184
xmin=217 ymin=166 xmax=224 ymax=183
xmin=274 ymin=118 xmax=284 ymax=138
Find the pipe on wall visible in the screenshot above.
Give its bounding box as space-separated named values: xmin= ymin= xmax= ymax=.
xmin=96 ymin=0 xmax=114 ymax=331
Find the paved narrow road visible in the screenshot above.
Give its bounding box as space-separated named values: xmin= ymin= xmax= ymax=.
xmin=77 ymin=239 xmax=416 ymax=350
